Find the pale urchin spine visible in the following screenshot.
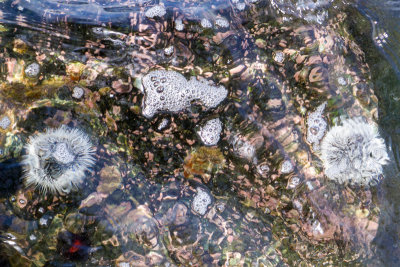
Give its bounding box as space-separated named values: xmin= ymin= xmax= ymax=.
xmin=320 ymin=117 xmax=389 ymax=186
xmin=22 ymin=126 xmax=96 ymax=194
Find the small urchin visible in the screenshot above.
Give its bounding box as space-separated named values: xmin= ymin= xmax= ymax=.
xmin=320 ymin=118 xmax=389 ymax=186
xmin=22 ymin=126 xmax=96 ymax=194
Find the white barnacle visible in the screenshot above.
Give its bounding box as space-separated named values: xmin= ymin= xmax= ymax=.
xmin=22 ymin=126 xmax=96 ymax=194
xmin=320 ymin=118 xmax=389 ymax=186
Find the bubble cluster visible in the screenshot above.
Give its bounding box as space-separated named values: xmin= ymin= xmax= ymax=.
xmin=145 ymin=5 xmax=166 ymax=18
xmin=337 ymin=77 xmax=347 ymax=86
xmin=280 ymin=160 xmax=294 ymax=174
xmin=0 ymin=116 xmax=11 ymax=130
xmin=201 ymin=18 xmax=212 ymax=29
xmin=236 ymin=2 xmax=246 ymax=11
xmin=157 ymin=118 xmax=169 ymax=131
xmin=215 ymin=17 xmax=229 ymax=28
xmin=72 ymin=87 xmax=84 ymax=99
xmin=320 ymin=118 xmax=389 ymax=186
xmin=141 ymin=70 xmax=228 ymax=118
xmin=25 ymin=62 xmax=40 ymax=78
xmin=175 ymin=19 xmax=184 ymax=31
xmin=306 ymin=102 xmax=327 ymax=150
xmin=197 ymin=118 xmax=222 ymax=146
xmin=164 ymin=46 xmax=174 ymax=56
xmin=191 ymin=187 xmax=212 ymax=216
xmin=22 ymin=126 xmax=96 ymax=194
xmin=273 ymin=51 xmax=285 ymax=63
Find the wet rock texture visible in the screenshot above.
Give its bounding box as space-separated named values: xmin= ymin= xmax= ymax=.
xmin=0 ymin=0 xmax=389 ymax=265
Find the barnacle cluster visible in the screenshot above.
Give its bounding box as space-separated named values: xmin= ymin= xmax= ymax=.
xmin=22 ymin=126 xmax=96 ymax=194
xmin=320 ymin=118 xmax=389 ymax=186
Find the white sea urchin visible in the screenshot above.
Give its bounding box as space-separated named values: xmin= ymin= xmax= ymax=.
xmin=22 ymin=126 xmax=96 ymax=194
xmin=320 ymin=118 xmax=389 ymax=186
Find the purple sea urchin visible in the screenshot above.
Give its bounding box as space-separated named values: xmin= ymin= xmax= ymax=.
xmin=22 ymin=126 xmax=96 ymax=194
xmin=320 ymin=118 xmax=389 ymax=186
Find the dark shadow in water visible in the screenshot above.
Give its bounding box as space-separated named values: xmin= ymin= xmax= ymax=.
xmin=0 ymin=159 xmax=23 ymax=196
xmin=357 ymin=0 xmax=400 ymax=80
xmin=347 ymin=4 xmax=400 ymax=265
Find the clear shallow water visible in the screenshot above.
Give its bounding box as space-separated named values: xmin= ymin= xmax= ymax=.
xmin=0 ymin=0 xmax=399 ymax=266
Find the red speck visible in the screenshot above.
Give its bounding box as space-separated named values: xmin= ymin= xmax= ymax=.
xmin=69 ymin=239 xmax=82 ymax=253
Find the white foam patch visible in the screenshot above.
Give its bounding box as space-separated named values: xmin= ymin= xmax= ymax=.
xmin=201 ymin=18 xmax=212 ymax=29
xmin=175 ymin=19 xmax=184 ymax=31
xmin=25 ymin=63 xmax=40 ymax=78
xmin=164 ymin=46 xmax=174 ymax=56
xmin=306 ymin=102 xmax=327 ymax=150
xmin=0 ymin=116 xmax=11 ymax=130
xmin=145 ymin=5 xmax=166 ymax=18
xmin=192 ymin=187 xmax=212 ymax=215
xmin=197 ymin=118 xmax=222 ymax=146
xmin=215 ymin=17 xmax=229 ymax=28
xmin=141 ymin=70 xmax=227 ymax=118
xmin=280 ymin=160 xmax=294 ymax=174
xmin=72 ymin=87 xmax=84 ymax=99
